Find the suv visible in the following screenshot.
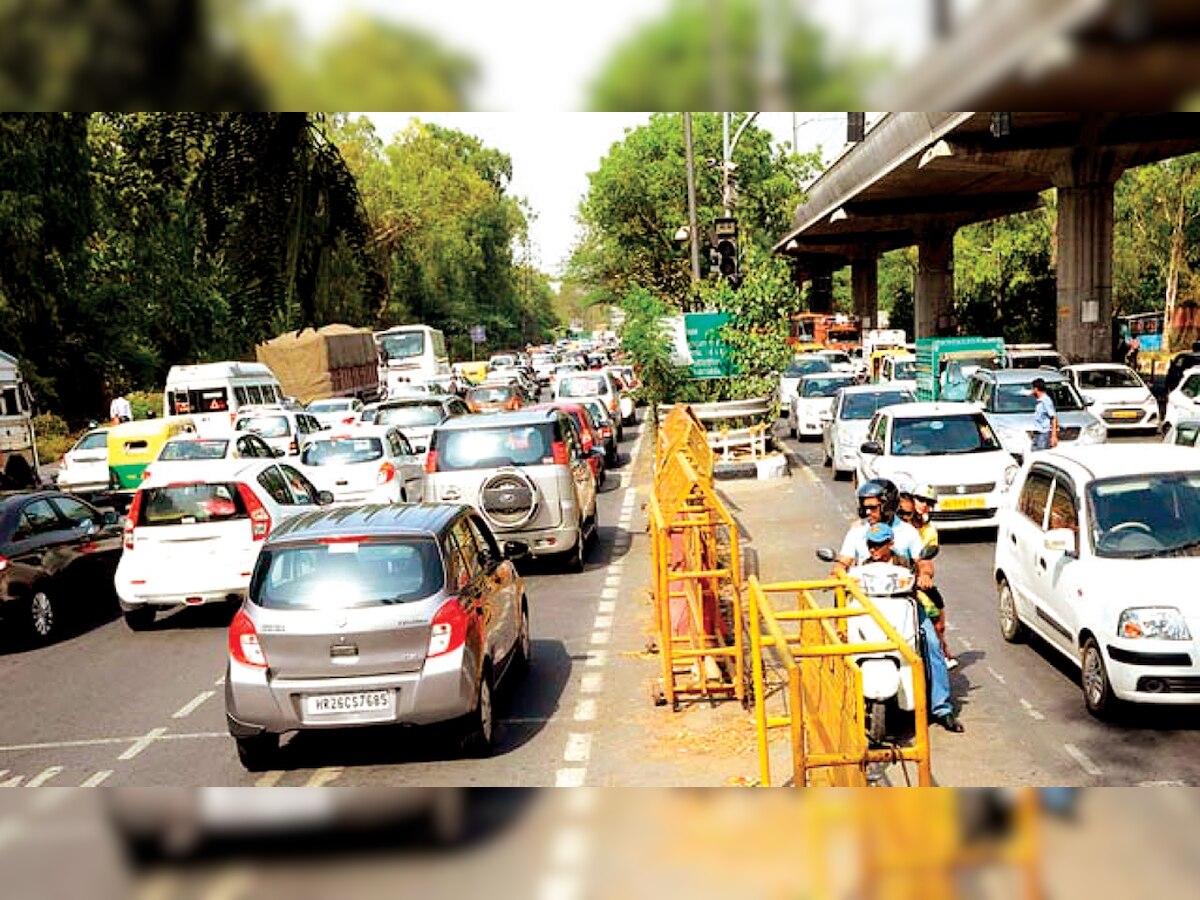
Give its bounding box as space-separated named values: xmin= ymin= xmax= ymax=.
xmin=964 ymin=368 xmax=1106 ymax=459
xmin=423 ymin=409 xmax=599 ymax=571
xmin=224 ymin=504 xmax=529 ymax=768
xmin=114 ymin=459 xmax=332 ymax=630
xmin=233 ymin=408 xmax=325 ymax=457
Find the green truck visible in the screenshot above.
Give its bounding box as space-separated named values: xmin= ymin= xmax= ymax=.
xmin=915 ymin=337 xmax=1006 ymax=402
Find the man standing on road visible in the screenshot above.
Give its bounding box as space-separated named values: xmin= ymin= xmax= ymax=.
xmin=1030 ymin=378 xmax=1057 ymax=452
xmin=109 ymin=393 xmax=132 ymax=424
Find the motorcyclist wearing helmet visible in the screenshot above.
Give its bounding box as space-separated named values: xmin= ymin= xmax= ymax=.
xmin=832 ymin=477 xmax=963 ymax=732
xmin=899 ymin=481 xmax=957 ymax=669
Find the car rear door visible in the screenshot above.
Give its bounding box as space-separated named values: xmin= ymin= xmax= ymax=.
xmin=1002 ymin=466 xmax=1055 ymax=637
xmin=388 ymin=430 xmax=424 ymax=500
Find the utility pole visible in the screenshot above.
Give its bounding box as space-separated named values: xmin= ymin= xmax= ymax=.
xmin=722 ymin=111 xmax=759 ymax=216
xmin=684 ymin=113 xmax=701 ymax=291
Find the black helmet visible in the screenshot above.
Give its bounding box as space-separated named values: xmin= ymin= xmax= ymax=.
xmin=857 ymin=478 xmax=899 ymax=520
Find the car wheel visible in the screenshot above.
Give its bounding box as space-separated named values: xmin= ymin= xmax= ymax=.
xmin=124 ymin=606 xmax=156 ymax=632
xmin=997 ymin=579 xmax=1028 ymax=643
xmin=1081 ymin=638 xmax=1120 ymax=720
xmin=28 ymin=588 xmax=56 ymax=642
xmin=235 ymin=733 xmax=279 ymax=772
xmin=461 ymin=667 xmax=495 ymax=758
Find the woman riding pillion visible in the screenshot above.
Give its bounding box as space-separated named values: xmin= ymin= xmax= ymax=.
xmin=831 ymin=478 xmax=964 ymax=733
xmin=898 ymin=482 xmax=957 ymax=669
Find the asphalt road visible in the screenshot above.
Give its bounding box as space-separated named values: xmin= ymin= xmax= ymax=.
xmin=781 ymin=424 xmax=1200 ymax=786
xmin=0 ymin=420 xmax=651 ymax=789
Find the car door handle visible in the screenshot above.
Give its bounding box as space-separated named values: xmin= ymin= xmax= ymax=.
xmin=1009 ymin=533 xmax=1017 ymax=545
xmin=1037 ymin=557 xmax=1047 ymax=570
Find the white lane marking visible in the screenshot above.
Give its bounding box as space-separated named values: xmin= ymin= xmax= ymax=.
xmin=597 ymin=600 xmax=616 ymax=614
xmin=1138 ymin=780 xmax=1187 ymax=787
xmin=563 ymin=733 xmax=592 ymax=764
xmin=254 ymin=771 xmax=285 ymax=788
xmin=555 ymin=768 xmax=586 ymax=788
xmin=986 ymin=666 xmax=1007 ymax=685
xmin=580 ymin=673 xmax=604 ymax=694
xmin=24 ymin=766 xmax=63 ymax=787
xmin=564 ymin=787 xmax=598 ymax=814
xmin=574 ymin=699 xmax=598 ymax=721
xmin=538 ymin=873 xmax=582 ymax=900
xmin=0 ymin=731 xmax=225 ymax=755
xmin=593 ymin=615 xmax=613 ymax=631
xmin=1063 ymin=743 xmax=1103 ymax=777
xmin=80 ymin=771 xmax=113 ymax=788
xmin=586 ymin=650 xmax=607 ymax=667
xmin=204 ymin=867 xmax=254 ymax=900
xmin=214 ymin=676 xmax=226 ymax=686
xmin=551 ymin=826 xmax=590 ymax=867
xmin=172 ymin=690 xmax=215 ymax=719
xmin=590 ymin=630 xmax=610 ymax=645
xmin=603 ymin=574 xmax=621 ymax=588
xmin=118 ymin=727 xmax=168 ymax=761
xmin=1019 ymin=699 xmax=1045 ymax=721
xmin=305 ymin=767 xmax=342 ymax=788
xmin=599 ymin=587 xmax=619 ymax=600
xmin=0 ymin=775 xmax=24 ymax=787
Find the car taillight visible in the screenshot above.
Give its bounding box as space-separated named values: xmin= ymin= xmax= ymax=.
xmin=236 ymin=483 xmax=272 ymax=541
xmin=428 ymin=597 xmax=468 ymax=658
xmin=552 ymin=441 xmax=569 ymax=465
xmin=377 ymin=461 xmax=396 ymax=484
xmin=288 ymin=438 xmax=298 ymax=454
xmin=581 ymin=431 xmax=593 ymax=452
xmin=228 ymin=608 xmax=268 ymax=669
xmin=123 ymin=490 xmax=144 ymax=550
xmin=600 ymin=425 xmax=612 ymax=439
xmin=424 ymin=449 xmax=439 ymax=473
xmin=0 ymin=554 xmax=8 ymax=572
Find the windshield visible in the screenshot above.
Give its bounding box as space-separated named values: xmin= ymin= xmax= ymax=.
xmin=380 ymin=332 xmax=425 ymax=360
xmin=375 ymin=403 xmax=444 ymax=428
xmin=785 ymin=358 xmax=831 ymax=378
xmin=819 ymin=352 xmax=851 ymax=367
xmin=841 ymin=391 xmax=913 ymax=421
xmin=308 ymin=400 xmax=352 ymax=413
xmin=159 ymin=439 xmax=231 ymax=461
xmin=890 ymin=360 xmax=916 ymax=380
xmin=469 ymin=386 xmax=515 ymax=403
xmin=1180 ymin=374 xmax=1200 ymax=399
xmin=252 ymin=540 xmax=443 ymax=609
xmin=434 ymin=423 xmax=558 ymax=470
xmin=1174 ymin=422 xmax=1200 ymax=447
xmin=560 ymin=375 xmax=606 ymax=397
xmin=75 ymin=431 xmax=108 ymax=452
xmin=801 ymin=376 xmax=854 ymax=398
xmin=235 ymin=415 xmax=290 ymax=438
xmin=1089 ymin=472 xmax=1200 ymax=558
xmin=995 ymin=381 xmax=1083 ymax=413
xmin=1077 ymin=368 xmax=1143 ymax=390
xmin=301 ymin=436 xmax=384 ymax=466
xmin=891 ymin=414 xmax=1002 ymax=456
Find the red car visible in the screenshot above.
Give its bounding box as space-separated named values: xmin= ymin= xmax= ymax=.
xmin=528 ymin=402 xmax=607 ymax=488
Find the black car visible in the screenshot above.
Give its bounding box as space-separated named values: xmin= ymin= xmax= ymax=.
xmin=0 ymin=491 xmax=123 ymax=643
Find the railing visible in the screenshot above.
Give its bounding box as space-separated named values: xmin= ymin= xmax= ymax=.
xmin=747 ymin=575 xmax=932 ymax=787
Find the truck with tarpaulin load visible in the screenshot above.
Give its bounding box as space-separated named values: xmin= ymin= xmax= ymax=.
xmin=255 ymin=324 xmax=381 ymax=407
xmin=0 ymin=351 xmax=41 ymax=488
xmin=915 ymin=336 xmax=1006 ymax=402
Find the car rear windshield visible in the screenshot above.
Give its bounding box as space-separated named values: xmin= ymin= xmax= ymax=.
xmin=434 ymin=422 xmax=559 ymax=470
xmin=308 ymin=400 xmax=351 ymax=412
xmin=785 ymin=359 xmax=831 ymax=377
xmin=252 ymin=539 xmax=444 ymax=609
xmin=159 ymin=439 xmax=231 ymax=461
xmin=994 ymin=382 xmax=1083 ymax=413
xmin=235 ymin=415 xmax=291 ymax=438
xmin=135 ymin=483 xmax=247 ymax=526
xmin=841 ymin=391 xmax=913 ymax=420
xmin=301 ymin=437 xmax=384 ymax=466
xmin=559 ymin=375 xmax=606 ymax=397
xmin=801 ymin=376 xmax=854 ymax=398
xmin=891 ymin=414 xmax=1002 ymax=456
xmin=75 ymin=431 xmax=108 ymax=451
xmin=375 ymin=403 xmax=444 ymax=428
xmin=470 ymin=386 xmax=515 ymax=403
xmin=1077 ymin=368 xmax=1143 ymax=390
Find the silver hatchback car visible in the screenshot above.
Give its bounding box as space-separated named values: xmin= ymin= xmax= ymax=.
xmin=224 ymin=503 xmax=529 ymax=770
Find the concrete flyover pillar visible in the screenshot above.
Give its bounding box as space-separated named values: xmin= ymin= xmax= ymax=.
xmin=809 ymin=263 xmax=834 ymax=314
xmin=915 ymin=226 xmax=956 ymax=338
xmin=1056 ymin=180 xmax=1116 ymax=364
xmin=851 ymin=255 xmax=879 ymax=329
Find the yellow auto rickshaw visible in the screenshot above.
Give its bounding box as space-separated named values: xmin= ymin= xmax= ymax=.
xmin=454 ymin=361 xmax=490 ymax=386
xmin=107 ymin=416 xmax=197 ymax=490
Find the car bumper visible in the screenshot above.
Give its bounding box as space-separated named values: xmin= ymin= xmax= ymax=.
xmin=224 ymin=647 xmax=477 ymax=736
xmin=797 ymin=418 xmax=823 ymax=436
xmin=56 ymin=476 xmax=111 ymax=493
xmin=116 ymin=560 xmax=254 ymax=610
xmin=927 ymin=491 xmax=1007 ymax=531
xmin=1107 ymin=647 xmax=1200 ymax=703
xmin=487 ymin=520 xmax=582 ymax=557
xmin=1096 ymin=408 xmax=1159 ymax=430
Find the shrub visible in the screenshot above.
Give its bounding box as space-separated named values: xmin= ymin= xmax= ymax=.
xmin=33 ymin=412 xmax=76 ymax=465
xmin=128 ymin=391 xmax=163 ymax=420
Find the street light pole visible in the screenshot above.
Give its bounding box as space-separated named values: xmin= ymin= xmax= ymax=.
xmin=684 ymin=113 xmax=701 ymax=291
xmin=722 ymin=112 xmax=759 ymax=216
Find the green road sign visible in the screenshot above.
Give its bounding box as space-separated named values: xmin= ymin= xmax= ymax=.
xmin=685 ymin=312 xmax=734 ymax=379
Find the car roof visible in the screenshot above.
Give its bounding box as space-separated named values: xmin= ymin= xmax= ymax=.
xmin=799 ymin=372 xmax=855 ymax=381
xmin=1034 ymin=443 xmax=1200 ymax=479
xmin=436 ymin=408 xmax=560 ymax=431
xmin=1061 ymin=363 xmax=1133 ymax=372
xmin=973 ymin=367 xmax=1068 ymax=383
xmin=306 ymin=424 xmax=393 ymax=439
xmin=837 ymin=384 xmax=914 ymax=395
xmin=882 ymin=401 xmax=984 ymax=418
xmin=266 ymin=503 xmax=469 ymax=543
xmin=377 ymin=396 xmax=453 ymax=408
xmin=0 ymin=490 xmax=89 ymax=514
xmin=140 ymin=458 xmax=278 ymax=488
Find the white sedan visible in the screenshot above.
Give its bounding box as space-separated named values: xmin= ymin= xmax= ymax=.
xmin=1061 ymin=363 xmax=1160 ymax=432
xmin=822 ymin=384 xmax=915 ymax=480
xmin=299 ymin=425 xmax=424 ymax=505
xmin=855 ymin=402 xmax=1019 ymax=530
xmin=306 ymin=398 xmax=364 ymax=429
xmin=1164 ymin=365 xmax=1200 ymax=434
xmin=787 ymin=373 xmax=856 ymax=439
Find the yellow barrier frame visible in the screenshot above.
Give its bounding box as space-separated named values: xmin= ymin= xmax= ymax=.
xmin=747 ymin=575 xmax=932 ymax=787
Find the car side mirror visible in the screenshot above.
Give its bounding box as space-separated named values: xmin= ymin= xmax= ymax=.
xmin=815 ymin=547 xmax=838 ymax=563
xmin=1044 ymin=528 xmax=1078 ymax=556
xmin=317 ymin=490 xmax=335 ymax=506
xmin=83 ymin=518 xmax=99 ymax=535
xmin=272 ymin=448 xmax=286 ymax=457
xmin=103 ymin=510 xmax=119 ymax=526
xmin=860 ymin=440 xmax=883 ymax=456
xmin=503 ymin=540 xmax=531 ymax=561
xmin=1083 ymin=396 xmax=1096 ymax=406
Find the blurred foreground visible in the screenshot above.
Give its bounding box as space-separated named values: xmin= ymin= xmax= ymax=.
xmin=1 ymin=788 xmax=1198 ymax=900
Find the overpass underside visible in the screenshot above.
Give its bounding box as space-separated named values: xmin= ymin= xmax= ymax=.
xmin=775 ymin=112 xmax=1200 ymax=362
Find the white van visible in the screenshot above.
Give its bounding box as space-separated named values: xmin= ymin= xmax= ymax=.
xmin=164 ymin=362 xmax=285 ymax=434
xmin=374 ymin=325 xmax=451 ymax=397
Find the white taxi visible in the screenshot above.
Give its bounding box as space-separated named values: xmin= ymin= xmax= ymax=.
xmin=298 ymin=425 xmax=424 ymax=505
xmin=1061 ymin=363 xmax=1160 ymax=432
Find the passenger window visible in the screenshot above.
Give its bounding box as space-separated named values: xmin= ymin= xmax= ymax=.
xmin=278 ymin=465 xmax=319 ymax=504
xmin=246 ymin=385 xmax=264 ymax=405
xmin=1047 ymin=479 xmax=1079 ymax=535
xmin=235 ymin=387 xmax=249 ymax=406
xmin=468 ymin=516 xmax=500 ymax=568
xmin=395 ymin=433 xmax=413 ymax=456
xmin=562 ymin=418 xmax=583 ymax=461
xmin=452 ymin=520 xmax=483 ymax=581
xmin=1017 ymin=469 xmax=1054 ymax=529
xmin=50 ymin=497 xmax=95 ymax=528
xmin=18 ymin=500 xmax=63 ymax=538
xmin=256 ymin=466 xmax=294 ymax=506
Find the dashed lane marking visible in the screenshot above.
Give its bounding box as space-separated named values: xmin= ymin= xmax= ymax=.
xmin=592 ymin=615 xmax=613 ymax=631
xmin=590 ymin=631 xmax=610 ymax=645
xmin=1063 ymin=742 xmax=1103 ymax=777
xmin=597 ymin=600 xmax=616 ymax=614
xmin=118 ymin=727 xmax=169 ymax=761
xmin=1019 ymin=699 xmax=1046 ymax=721
xmin=573 ymin=699 xmax=597 ymax=722
xmin=986 ymin=666 xmax=1006 ymax=685
xmin=538 ymin=874 xmax=582 ymax=900
xmin=254 ymin=770 xmax=285 ymax=788
xmin=172 ymin=690 xmax=215 ymax=719
xmin=550 ymin=826 xmax=590 ymax=867
xmin=0 ymin=730 xmax=225 ymax=755
xmin=580 ymin=673 xmax=604 ymax=694
xmin=563 ymin=733 xmax=592 ymax=764
xmin=599 ymin=587 xmax=619 ymax=600
xmin=305 ymin=766 xmax=342 ymax=788
xmin=555 ymin=768 xmax=586 ymax=788
xmin=24 ymin=766 xmax=63 ymax=787
xmin=79 ymin=770 xmax=113 ymax=787
xmin=585 ymin=650 xmax=607 ymax=667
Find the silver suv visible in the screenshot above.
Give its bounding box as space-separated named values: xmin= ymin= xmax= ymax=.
xmin=964 ymin=367 xmax=1106 ymax=459
xmin=423 ymin=410 xmax=599 ymax=571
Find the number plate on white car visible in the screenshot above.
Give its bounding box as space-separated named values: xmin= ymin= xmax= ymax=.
xmin=304 ymin=690 xmax=394 ymax=717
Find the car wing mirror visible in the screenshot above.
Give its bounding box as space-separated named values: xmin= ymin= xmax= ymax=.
xmin=102 ymin=510 xmax=119 ymax=526
xmin=860 ymin=440 xmax=883 ymax=455
xmin=1044 ymin=528 xmax=1077 ymax=556
xmin=317 ymin=490 xmax=335 ymax=506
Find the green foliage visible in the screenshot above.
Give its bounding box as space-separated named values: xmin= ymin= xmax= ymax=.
xmin=32 ymin=412 xmax=72 ymax=465
xmin=878 ymin=248 xmax=915 ymax=335
xmin=128 ymin=392 xmax=164 ymax=420
xmin=619 ymin=287 xmax=685 ymax=409
xmin=586 ymin=0 xmax=875 ymax=110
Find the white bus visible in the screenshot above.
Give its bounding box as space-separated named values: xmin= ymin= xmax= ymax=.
xmin=374 ymin=325 xmax=452 ymax=396
xmin=163 ymin=362 xmax=285 ymax=433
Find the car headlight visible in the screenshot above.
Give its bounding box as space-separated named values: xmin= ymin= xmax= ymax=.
xmin=1003 ymin=464 xmax=1020 ymax=487
xmin=1082 ymin=420 xmax=1107 ymax=443
xmin=1118 ymin=607 xmax=1192 ymax=641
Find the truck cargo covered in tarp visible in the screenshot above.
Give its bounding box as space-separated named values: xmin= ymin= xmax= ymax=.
xmin=255 ymin=325 xmax=380 ymax=405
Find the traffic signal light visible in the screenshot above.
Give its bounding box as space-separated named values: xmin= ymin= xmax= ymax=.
xmin=713 ymin=217 xmax=738 ymax=282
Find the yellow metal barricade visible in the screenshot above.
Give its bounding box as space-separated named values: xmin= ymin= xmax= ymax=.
xmin=747 ymin=575 xmax=932 ymax=787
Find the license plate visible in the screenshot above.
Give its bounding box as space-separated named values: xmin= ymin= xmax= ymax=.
xmin=939 ymin=496 xmax=986 ymax=511
xmin=304 ymin=690 xmax=394 ymax=717
xmin=1111 ymin=410 xmax=1138 ymax=419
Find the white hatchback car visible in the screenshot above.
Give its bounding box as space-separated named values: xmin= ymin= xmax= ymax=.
xmin=1061 ymin=363 xmax=1160 ymax=433
xmin=115 ymin=459 xmax=331 ymax=630
xmin=787 ymin=372 xmax=856 ymax=439
xmin=298 ymin=425 xmax=424 ymax=505
xmin=305 ymin=398 xmax=364 ymax=429
xmin=55 ymin=427 xmax=110 ymax=493
xmin=1164 ymin=365 xmax=1200 ymax=434
xmin=855 ymin=402 xmax=1018 ymax=530
xmin=995 ymin=444 xmax=1200 ymax=717
xmin=821 ymin=384 xmax=915 ymax=480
